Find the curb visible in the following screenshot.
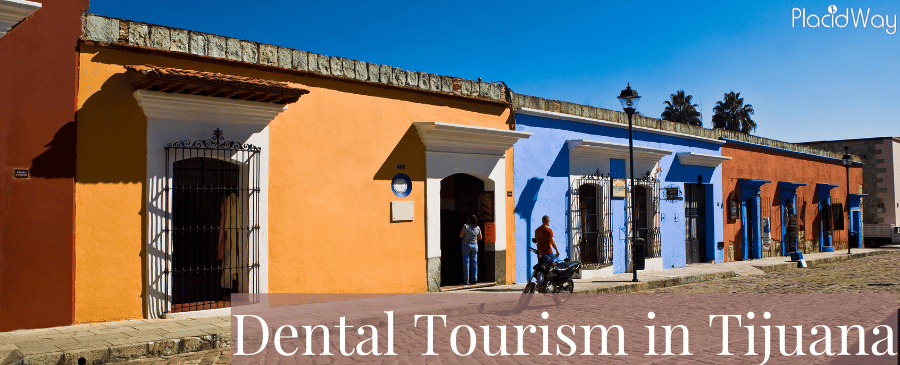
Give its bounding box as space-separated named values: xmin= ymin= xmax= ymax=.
xmin=752 ymin=250 xmax=891 ymax=273
xmin=575 ymin=271 xmax=739 ymax=294
xmin=5 ymin=332 xmax=230 ymax=365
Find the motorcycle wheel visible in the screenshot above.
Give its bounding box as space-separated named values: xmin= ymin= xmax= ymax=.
xmin=534 ymin=272 xmax=547 ymax=294
xmin=551 ymin=279 xmax=575 ymax=306
xmin=561 ymin=279 xmax=574 ymax=293
xmin=523 ymin=282 xmax=536 ymax=294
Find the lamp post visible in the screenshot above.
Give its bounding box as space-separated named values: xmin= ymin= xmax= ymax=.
xmin=842 ymin=147 xmax=852 ymax=254
xmin=618 ymin=84 xmax=641 ymax=283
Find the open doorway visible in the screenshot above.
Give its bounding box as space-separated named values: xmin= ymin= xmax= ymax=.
xmin=440 ymin=173 xmax=492 ymax=287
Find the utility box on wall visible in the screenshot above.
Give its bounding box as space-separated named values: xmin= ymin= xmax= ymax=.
xmin=391 ymin=201 xmax=414 ymax=222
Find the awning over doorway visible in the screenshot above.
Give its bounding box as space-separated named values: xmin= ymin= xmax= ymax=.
xmin=567 ymin=139 xmax=673 ymax=177
xmin=568 ymin=139 xmax=673 ymax=161
xmin=815 ymin=183 xmax=840 ymax=200
xmin=414 ymin=122 xmax=531 ymax=156
xmin=777 ymin=181 xmax=806 ymax=202
xmin=738 ymin=178 xmax=771 ymax=194
xmin=126 ymin=65 xmax=309 ymax=104
xmin=675 ymin=152 xmax=731 ymax=167
xmin=849 ymin=194 xmax=868 ymax=210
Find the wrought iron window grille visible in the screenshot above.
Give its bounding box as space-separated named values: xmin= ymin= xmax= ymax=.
xmin=570 ymin=169 xmax=613 ymax=269
xmin=162 ymin=129 xmax=261 ymax=313
xmin=627 ymin=176 xmax=661 ymax=258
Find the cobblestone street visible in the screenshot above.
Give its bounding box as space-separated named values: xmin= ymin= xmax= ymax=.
xmin=643 ymin=250 xmax=900 ymax=297
xmin=105 ymin=250 xmax=900 ymax=364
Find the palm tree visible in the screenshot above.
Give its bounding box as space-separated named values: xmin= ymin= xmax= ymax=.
xmin=660 ymin=90 xmax=702 ymax=126
xmin=711 ymin=91 xmax=756 ymax=133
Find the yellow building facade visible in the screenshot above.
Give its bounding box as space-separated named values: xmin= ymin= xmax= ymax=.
xmin=75 ymin=14 xmax=527 ymax=323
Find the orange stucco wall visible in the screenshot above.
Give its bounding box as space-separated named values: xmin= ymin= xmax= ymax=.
xmin=75 ymin=49 xmax=149 ymax=322
xmin=721 ymin=144 xmax=863 ymax=261
xmin=75 ymin=45 xmax=515 ymax=322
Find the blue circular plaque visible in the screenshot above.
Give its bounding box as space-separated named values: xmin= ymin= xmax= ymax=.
xmin=391 ymin=173 xmax=412 ymax=198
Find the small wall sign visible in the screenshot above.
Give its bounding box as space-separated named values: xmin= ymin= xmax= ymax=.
xmin=761 ymin=217 xmax=771 ymax=250
xmin=729 ymin=197 xmax=739 ymax=220
xmin=612 ymin=179 xmax=626 ymax=198
xmin=664 ymin=185 xmax=683 ymax=201
xmin=390 ymin=201 xmax=414 ymax=222
xmin=391 ymin=173 xmax=412 ymax=198
xmin=13 ymin=169 xmax=29 ymax=179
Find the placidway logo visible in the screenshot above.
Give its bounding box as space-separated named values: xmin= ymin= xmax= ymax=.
xmin=792 ymin=5 xmax=897 ymax=34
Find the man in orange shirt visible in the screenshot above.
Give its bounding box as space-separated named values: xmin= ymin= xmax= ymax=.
xmin=534 ymin=215 xmax=560 ymax=257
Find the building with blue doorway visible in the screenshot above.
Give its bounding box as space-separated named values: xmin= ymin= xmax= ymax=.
xmin=512 ymin=105 xmax=728 ymax=283
xmin=720 ymin=135 xmax=864 ymax=261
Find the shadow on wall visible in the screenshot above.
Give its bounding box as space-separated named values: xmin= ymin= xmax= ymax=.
xmin=515 ymin=178 xmax=544 ymax=275
xmin=74 ymin=72 xmax=147 ymax=185
xmin=30 ymin=121 xmax=76 ymax=178
xmin=515 ymin=178 xmax=544 ymax=224
xmin=546 ymin=142 xmax=569 ymax=178
xmin=664 ymin=158 xmax=715 ymax=184
xmin=373 ymin=125 xmax=425 ymax=182
xmin=73 ymin=70 xmax=149 ymax=316
xmin=88 ymin=49 xmax=509 ymax=118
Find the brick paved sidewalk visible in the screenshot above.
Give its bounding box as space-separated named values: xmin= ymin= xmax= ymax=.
xmin=0 ymin=248 xmax=891 ymax=365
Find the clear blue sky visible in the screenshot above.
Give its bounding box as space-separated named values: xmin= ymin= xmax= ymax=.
xmin=89 ymin=0 xmax=899 ymax=143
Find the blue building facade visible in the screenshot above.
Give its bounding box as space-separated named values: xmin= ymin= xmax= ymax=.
xmin=513 ymin=109 xmax=728 ymax=283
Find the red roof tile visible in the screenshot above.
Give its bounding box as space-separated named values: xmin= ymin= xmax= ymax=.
xmin=126 ymin=65 xmax=309 ymax=104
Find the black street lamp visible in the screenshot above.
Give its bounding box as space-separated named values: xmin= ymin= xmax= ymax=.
xmin=842 ymin=147 xmax=852 ymax=254
xmin=618 ymin=84 xmax=641 ymax=283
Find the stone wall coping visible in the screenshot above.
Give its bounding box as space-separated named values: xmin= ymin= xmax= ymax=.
xmin=80 ymin=13 xmax=862 ymax=165
xmin=518 ymin=107 xmax=724 ymax=145
xmin=80 ymin=13 xmax=510 ymax=105
xmin=512 ymin=94 xmax=864 ymax=164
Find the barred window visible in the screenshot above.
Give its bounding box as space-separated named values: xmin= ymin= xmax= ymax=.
xmin=628 ymin=176 xmax=661 ymax=258
xmin=570 ymin=173 xmax=612 ymax=268
xmin=163 ymin=129 xmax=261 ymax=313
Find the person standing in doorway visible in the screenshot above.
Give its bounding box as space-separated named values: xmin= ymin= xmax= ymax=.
xmin=459 ymin=215 xmax=482 ymax=285
xmin=535 ymin=215 xmax=560 ymax=257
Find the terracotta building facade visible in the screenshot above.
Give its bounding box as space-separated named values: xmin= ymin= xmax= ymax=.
xmin=720 ymin=135 xmax=864 ymax=261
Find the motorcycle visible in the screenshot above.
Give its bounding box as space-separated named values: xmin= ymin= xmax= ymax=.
xmin=523 ymin=238 xmax=581 ymax=294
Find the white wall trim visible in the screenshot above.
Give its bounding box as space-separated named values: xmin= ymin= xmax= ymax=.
xmin=134 ymin=90 xmax=288 ymax=125
xmin=0 ymin=0 xmax=39 ymax=37
xmin=137 ymin=90 xmax=286 ymax=318
xmin=568 ymin=139 xmax=666 ymax=177
xmin=518 ymin=108 xmax=724 ymax=145
xmin=415 ymin=122 xmax=532 ymax=156
xmin=676 ymin=152 xmax=731 ymax=167
xmin=568 ymin=139 xmax=673 ymax=161
xmin=419 ymin=124 xmax=530 ymax=264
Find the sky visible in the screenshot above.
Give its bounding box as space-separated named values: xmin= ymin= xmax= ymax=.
xmin=88 ymin=1 xmax=900 ymax=143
